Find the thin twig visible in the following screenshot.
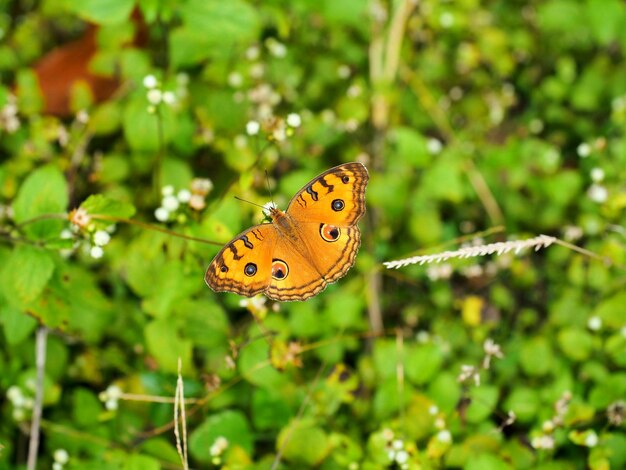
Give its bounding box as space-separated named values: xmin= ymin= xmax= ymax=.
xmin=27 ymin=326 xmax=48 ymax=470
xmin=90 ymin=214 xmax=223 ymax=246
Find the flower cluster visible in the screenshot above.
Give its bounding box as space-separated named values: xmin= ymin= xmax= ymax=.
xmin=142 ymin=73 xmax=188 ymax=113
xmin=99 ymin=384 xmax=123 ymax=411
xmin=154 ymin=178 xmax=213 ymax=222
xmin=6 ymin=384 xmax=34 ymax=421
xmin=66 ymin=208 xmax=116 ymax=259
xmin=52 ymin=449 xmax=70 ymax=470
xmin=209 ymin=436 xmax=229 ymax=466
xmin=458 ymin=338 xmax=505 ymax=386
xmin=531 ymin=390 xmax=572 ymax=450
xmin=245 ymin=112 xmax=302 ymax=142
xmin=377 ymin=429 xmax=418 ymax=469
xmin=0 ymin=92 xmax=20 ymax=133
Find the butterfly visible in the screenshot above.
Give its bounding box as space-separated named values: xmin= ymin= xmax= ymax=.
xmin=205 ymin=162 xmax=369 ymax=301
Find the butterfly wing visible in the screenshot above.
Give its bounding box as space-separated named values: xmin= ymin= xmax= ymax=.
xmin=262 ymin=162 xmax=368 ymax=301
xmin=205 ymin=224 xmax=278 ymax=297
xmin=265 ymin=225 xmax=361 ymax=301
xmin=285 ymin=162 xmax=368 ymax=226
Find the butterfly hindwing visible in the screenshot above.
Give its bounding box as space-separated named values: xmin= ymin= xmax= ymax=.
xmin=205 ymin=224 xmax=277 ymax=297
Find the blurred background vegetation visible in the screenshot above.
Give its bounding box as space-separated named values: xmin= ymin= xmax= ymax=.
xmin=1 ymin=0 xmax=625 ymax=468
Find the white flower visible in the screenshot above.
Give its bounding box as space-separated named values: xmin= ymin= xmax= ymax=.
xmin=392 ymin=439 xmax=404 ymax=450
xmin=162 ymin=195 xmax=180 ymax=211
xmin=191 ymin=178 xmax=213 ymax=195
xmin=155 ymin=207 xmax=170 ymax=222
xmin=416 ymin=330 xmax=430 ymax=343
xmin=286 ymin=113 xmax=301 ymax=128
xmin=590 ymin=168 xmax=604 ymax=182
xmin=584 ymin=431 xmax=598 ymax=447
xmin=382 ymin=428 xmax=394 ymax=441
xmin=246 ymin=120 xmax=260 ymax=135
xmin=143 ymin=75 xmax=158 ymax=89
xmin=395 ymin=450 xmax=409 ymax=464
xmin=93 ymin=230 xmax=111 ymax=246
xmin=428 ymin=405 xmax=439 ymax=415
xmin=347 ymin=85 xmax=362 ymax=98
xmin=162 ymin=91 xmax=176 ymax=105
xmin=587 ymin=184 xmax=608 ymax=203
xmin=161 ymin=185 xmax=174 ymax=196
xmin=587 ymin=316 xmax=602 ymax=331
xmin=440 ymin=12 xmax=454 ymax=27
xmin=228 ymin=72 xmax=243 ymax=87
xmin=531 ymin=435 xmax=555 ymax=449
xmin=176 ymin=73 xmax=189 ymax=86
xmin=427 ymin=138 xmax=443 ymax=154
xmin=76 ymin=110 xmax=90 ymax=124
xmin=105 ymin=385 xmax=123 ymax=400
xmin=105 ymin=399 xmax=118 ymax=410
xmin=246 ymin=45 xmax=260 ymax=60
xmin=7 ymin=386 xmax=23 ymax=403
xmin=437 ymin=430 xmax=452 ymax=443
xmin=147 ymin=89 xmax=163 ymax=105
xmin=337 ymin=65 xmax=351 ymax=78
xmin=177 ymin=189 xmax=191 ymax=203
xmin=577 ymin=143 xmax=591 ymax=158
xmin=52 ymin=463 xmax=63 ymax=470
xmin=90 ymin=246 xmax=104 ymax=259
xmin=266 ymin=38 xmax=287 ymax=58
xmin=188 ymin=195 xmax=206 ymax=211
xmin=54 ymin=449 xmax=70 ymax=464
xmin=262 ymin=201 xmax=277 ymax=216
xmin=210 ymin=436 xmax=229 ymax=456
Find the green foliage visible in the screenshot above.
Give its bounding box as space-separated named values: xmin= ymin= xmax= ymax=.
xmin=1 ymin=0 xmax=625 ymax=468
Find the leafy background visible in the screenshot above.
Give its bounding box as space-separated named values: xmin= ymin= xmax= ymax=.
xmin=1 ymin=0 xmax=625 ymax=469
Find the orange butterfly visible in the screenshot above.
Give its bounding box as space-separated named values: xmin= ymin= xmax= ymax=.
xmin=205 ymin=162 xmax=369 ymax=301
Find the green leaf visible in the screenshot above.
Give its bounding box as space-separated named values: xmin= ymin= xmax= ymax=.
xmin=557 ymin=327 xmax=594 ymax=361
xmin=0 ymin=305 xmax=37 ymax=345
xmin=123 ymin=454 xmax=161 ymax=470
xmin=179 ymin=0 xmax=259 ymax=45
xmin=238 ymin=338 xmax=287 ymax=389
xmin=465 ymin=453 xmax=513 ymax=470
xmin=13 ymin=165 xmax=68 ymax=239
xmin=145 ymin=319 xmax=192 ymax=374
xmin=71 ymin=0 xmax=135 ymax=25
xmin=251 ymin=388 xmax=292 ymax=431
xmin=277 ymin=420 xmax=330 ymax=466
xmin=466 ymin=386 xmax=499 ymax=423
xmin=122 ymin=94 xmax=175 ymax=152
xmin=519 ymin=337 xmax=554 ymax=376
xmin=503 ymin=388 xmax=540 ymax=423
xmin=592 ymin=292 xmax=626 ymax=328
xmin=392 ymin=127 xmax=432 ymax=168
xmin=0 ymin=246 xmax=54 ymax=310
xmin=405 ymin=343 xmax=444 ymax=385
xmin=80 ymin=194 xmax=136 ymax=219
xmin=586 ymin=0 xmax=625 ymax=45
xmin=72 ymin=388 xmax=102 ymax=427
xmin=189 ymin=410 xmax=253 ymax=462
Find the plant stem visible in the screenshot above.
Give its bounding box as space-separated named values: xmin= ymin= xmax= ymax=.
xmin=27 ymin=326 xmax=47 ymax=470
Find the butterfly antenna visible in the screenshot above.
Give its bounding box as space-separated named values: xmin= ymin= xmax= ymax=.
xmin=234 ymin=196 xmax=266 ymax=210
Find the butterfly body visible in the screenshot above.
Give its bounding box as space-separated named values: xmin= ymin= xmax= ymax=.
xmin=205 ymin=162 xmax=368 ymax=301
